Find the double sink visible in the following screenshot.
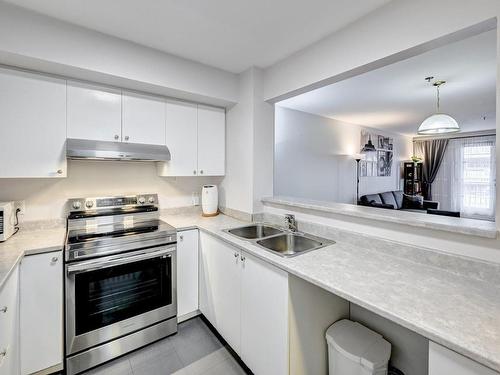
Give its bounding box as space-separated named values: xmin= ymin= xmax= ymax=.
xmin=224 ymin=223 xmax=334 ymax=257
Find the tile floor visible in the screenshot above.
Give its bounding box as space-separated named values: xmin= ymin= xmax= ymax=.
xmin=82 ymin=317 xmax=248 ymax=375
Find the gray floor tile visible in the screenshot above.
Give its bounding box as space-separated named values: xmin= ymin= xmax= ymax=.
xmin=81 ymin=317 xmax=245 ymax=375
xmin=131 ymin=349 xmax=184 ymax=375
xmin=202 ymin=357 xmax=247 ymax=375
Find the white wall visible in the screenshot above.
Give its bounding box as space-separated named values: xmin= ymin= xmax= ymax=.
xmin=274 ymin=106 xmax=411 ymax=203
xmin=0 ymin=160 xmax=221 ymax=222
xmin=221 ymin=67 xmax=274 ymax=214
xmin=0 ymin=2 xmax=238 ymax=107
xmin=263 ymin=0 xmax=499 ymax=102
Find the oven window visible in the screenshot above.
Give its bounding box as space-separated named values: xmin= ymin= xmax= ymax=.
xmin=74 ymin=256 xmax=172 ymax=335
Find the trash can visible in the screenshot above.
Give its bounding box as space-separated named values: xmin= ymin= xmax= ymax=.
xmin=326 ymin=319 xmax=391 ymax=375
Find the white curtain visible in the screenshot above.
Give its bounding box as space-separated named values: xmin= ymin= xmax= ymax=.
xmin=432 ymin=135 xmax=496 ymax=221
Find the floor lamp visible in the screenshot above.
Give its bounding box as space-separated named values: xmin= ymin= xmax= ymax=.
xmin=354 ymin=154 xmax=365 ymax=204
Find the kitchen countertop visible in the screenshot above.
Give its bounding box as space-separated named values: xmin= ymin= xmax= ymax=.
xmin=1 ymin=211 xmax=498 ymax=372
xmin=262 ymin=195 xmax=498 ymax=239
xmin=160 ymin=211 xmax=500 ymax=373
xmin=0 ymin=225 xmax=66 ymax=287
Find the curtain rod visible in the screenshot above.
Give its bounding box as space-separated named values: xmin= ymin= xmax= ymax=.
xmin=413 ymin=130 xmax=496 ymax=142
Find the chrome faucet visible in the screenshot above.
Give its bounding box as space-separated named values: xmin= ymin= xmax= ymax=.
xmin=284 ymin=214 xmax=297 ymax=232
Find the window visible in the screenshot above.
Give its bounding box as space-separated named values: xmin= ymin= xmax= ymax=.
xmin=432 ymin=135 xmax=496 ymax=221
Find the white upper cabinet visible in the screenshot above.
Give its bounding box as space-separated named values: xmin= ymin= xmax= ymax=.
xmin=158 ymin=103 xmax=225 ymax=177
xmin=197 ymin=105 xmax=225 ymax=176
xmin=0 ymin=68 xmax=67 ymax=178
xmin=122 ymin=92 xmax=166 ymax=145
xmin=158 ymin=100 xmax=198 ymax=176
xmin=67 ymin=81 xmax=122 ymax=142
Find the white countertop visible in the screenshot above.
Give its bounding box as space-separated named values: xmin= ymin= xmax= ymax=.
xmin=262 ymin=196 xmax=498 ymax=239
xmin=1 ymin=211 xmax=498 ymax=372
xmin=160 ymin=211 xmax=500 ymax=373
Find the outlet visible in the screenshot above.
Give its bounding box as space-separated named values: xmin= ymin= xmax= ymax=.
xmin=14 ymin=200 xmax=26 ymax=215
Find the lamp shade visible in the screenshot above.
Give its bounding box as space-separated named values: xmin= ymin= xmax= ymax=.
xmin=417 ymin=113 xmax=459 ymax=135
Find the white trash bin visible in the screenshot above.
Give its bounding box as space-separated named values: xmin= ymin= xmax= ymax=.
xmin=326 ymin=319 xmax=391 ymax=375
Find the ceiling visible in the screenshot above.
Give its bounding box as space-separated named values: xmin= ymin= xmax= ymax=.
xmin=3 ymin=0 xmax=391 ymax=74
xmin=277 ymin=30 xmax=497 ymax=137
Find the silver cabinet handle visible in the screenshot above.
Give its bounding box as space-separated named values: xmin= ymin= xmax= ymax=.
xmin=57 ymin=169 xmax=63 ymax=175
xmin=0 ymin=306 xmax=7 ymax=313
xmin=124 ymin=136 xmax=129 ymax=141
xmin=114 ymin=135 xmax=119 ymax=140
xmin=240 ymin=255 xmax=246 ymax=262
xmin=0 ymin=349 xmax=6 ymax=357
xmin=179 ymin=235 xmax=184 ymax=241
xmin=200 ymin=170 xmax=204 ymax=175
xmin=51 ymin=256 xmax=58 ymax=263
xmin=193 ymin=170 xmax=197 ymax=175
xmin=234 ymin=252 xmax=238 ymax=258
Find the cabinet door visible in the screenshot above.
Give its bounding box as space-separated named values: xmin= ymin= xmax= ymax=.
xmin=199 ymin=232 xmax=241 ymax=353
xmin=197 ymin=105 xmax=225 ymax=176
xmin=122 ymin=92 xmax=166 ymax=145
xmin=0 ymin=266 xmax=19 ymax=375
xmin=177 ymin=229 xmax=199 ymax=320
xmin=0 ymin=68 xmax=67 ymax=178
xmin=429 ymin=342 xmax=498 ymax=375
xmin=158 ymin=100 xmax=198 ymax=176
xmin=20 ymin=251 xmax=63 ymax=375
xmin=241 ymin=252 xmax=289 ymax=375
xmin=67 ymin=81 xmax=122 ymax=142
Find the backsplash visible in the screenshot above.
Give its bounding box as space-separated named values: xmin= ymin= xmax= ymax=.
xmin=0 ymin=159 xmax=222 ymax=222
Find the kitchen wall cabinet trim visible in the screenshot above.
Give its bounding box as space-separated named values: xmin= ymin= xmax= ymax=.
xmin=0 ymin=67 xmax=67 ymax=178
xmin=20 ymin=250 xmax=63 ymax=375
xmin=177 ymin=229 xmax=200 ymax=321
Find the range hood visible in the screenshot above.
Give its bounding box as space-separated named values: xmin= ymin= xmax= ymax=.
xmin=66 ymin=138 xmax=171 ymax=161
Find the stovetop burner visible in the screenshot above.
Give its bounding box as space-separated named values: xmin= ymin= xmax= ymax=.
xmin=65 ymin=194 xmax=176 ymax=262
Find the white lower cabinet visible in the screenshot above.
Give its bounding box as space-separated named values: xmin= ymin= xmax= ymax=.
xmin=177 ymin=229 xmax=199 ymax=320
xmin=240 ymin=251 xmax=289 ymax=375
xmin=199 ymin=232 xmax=242 ymax=353
xmin=199 ymin=232 xmax=289 ymax=375
xmin=20 ymin=250 xmax=63 ymax=375
xmin=0 ymin=266 xmax=19 ymax=375
xmin=429 ymin=342 xmax=499 ymax=375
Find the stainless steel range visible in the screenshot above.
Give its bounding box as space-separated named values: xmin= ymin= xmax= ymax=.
xmin=64 ymin=194 xmax=177 ymax=375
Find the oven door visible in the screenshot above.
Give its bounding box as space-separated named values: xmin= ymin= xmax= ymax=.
xmin=65 ymin=245 xmax=177 ymax=355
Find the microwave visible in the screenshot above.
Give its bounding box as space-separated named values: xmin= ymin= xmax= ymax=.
xmin=0 ymin=202 xmax=16 ymax=241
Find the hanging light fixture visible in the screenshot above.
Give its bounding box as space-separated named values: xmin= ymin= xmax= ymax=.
xmin=361 ymin=134 xmax=376 ymax=152
xmin=417 ymin=78 xmax=460 ymax=135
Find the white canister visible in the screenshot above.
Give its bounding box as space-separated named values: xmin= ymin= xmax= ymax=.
xmin=202 ymin=185 xmax=219 ymax=216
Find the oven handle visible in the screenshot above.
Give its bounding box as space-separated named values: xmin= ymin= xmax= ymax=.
xmin=67 ymin=246 xmax=175 ymax=274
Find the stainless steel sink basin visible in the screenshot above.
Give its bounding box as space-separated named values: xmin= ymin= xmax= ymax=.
xmin=256 ymin=232 xmax=334 ymax=257
xmin=225 ymin=224 xmax=284 ymax=239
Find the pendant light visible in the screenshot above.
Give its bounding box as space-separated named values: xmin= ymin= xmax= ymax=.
xmin=361 ymin=134 xmax=376 ymax=153
xmin=417 ymin=78 xmax=460 ymax=135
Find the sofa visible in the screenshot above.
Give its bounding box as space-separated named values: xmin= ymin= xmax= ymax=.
xmin=359 ymin=190 xmax=445 ymax=214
